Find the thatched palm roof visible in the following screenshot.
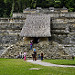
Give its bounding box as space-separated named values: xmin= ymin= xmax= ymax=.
xmin=20 ymin=14 xmax=51 ymax=37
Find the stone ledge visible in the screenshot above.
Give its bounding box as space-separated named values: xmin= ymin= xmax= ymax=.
xmin=64 ymin=45 xmax=75 ymax=47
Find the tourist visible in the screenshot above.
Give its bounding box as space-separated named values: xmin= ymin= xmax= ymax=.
xmin=32 ymin=50 xmax=37 ymax=61
xmin=20 ymin=52 xmax=23 ymax=59
xmin=16 ymin=52 xmax=20 ymax=58
xmin=33 ymin=48 xmax=36 ymax=52
xmin=72 ymin=55 xmax=74 ymax=60
xmin=32 ymin=52 xmax=34 ymax=61
xmin=38 ymin=54 xmax=40 ymax=60
xmin=41 ymin=52 xmax=44 ymax=61
xmin=34 ymin=50 xmax=37 ymax=61
xmin=24 ymin=51 xmax=26 ymax=61
xmin=30 ymin=40 xmax=33 ymax=50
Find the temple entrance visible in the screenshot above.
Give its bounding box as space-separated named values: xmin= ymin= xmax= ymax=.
xmin=23 ymin=37 xmax=50 ymax=44
xmin=33 ymin=37 xmax=39 ymax=43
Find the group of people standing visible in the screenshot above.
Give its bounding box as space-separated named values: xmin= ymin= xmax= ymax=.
xmin=16 ymin=50 xmax=43 ymax=61
xmin=30 ymin=40 xmax=44 ymax=61
xmin=16 ymin=40 xmax=44 ymax=61
xmin=32 ymin=48 xmax=44 ymax=61
xmin=16 ymin=51 xmax=27 ymax=61
xmin=32 ymin=49 xmax=37 ymax=61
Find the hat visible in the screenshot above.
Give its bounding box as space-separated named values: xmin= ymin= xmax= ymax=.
xmin=34 ymin=48 xmax=36 ymax=51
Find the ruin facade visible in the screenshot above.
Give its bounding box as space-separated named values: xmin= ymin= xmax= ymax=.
xmin=0 ymin=7 xmax=75 ymax=59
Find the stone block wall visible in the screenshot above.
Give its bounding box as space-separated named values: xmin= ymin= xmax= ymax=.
xmin=0 ymin=18 xmax=25 ymax=44
xmin=12 ymin=13 xmax=26 ymax=18
xmin=13 ymin=12 xmax=75 ymax=18
xmin=0 ymin=12 xmax=75 ymax=58
xmin=51 ymin=17 xmax=75 ymax=44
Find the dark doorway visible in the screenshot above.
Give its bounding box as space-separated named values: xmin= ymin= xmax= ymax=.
xmin=33 ymin=37 xmax=39 ymax=43
xmin=48 ymin=37 xmax=52 ymax=41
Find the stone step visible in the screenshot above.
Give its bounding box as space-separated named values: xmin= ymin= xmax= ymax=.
xmin=1 ymin=41 xmax=73 ymax=59
xmin=0 ymin=46 xmax=5 ymax=56
xmin=64 ymin=46 xmax=75 ymax=56
xmin=0 ymin=50 xmax=4 ymax=55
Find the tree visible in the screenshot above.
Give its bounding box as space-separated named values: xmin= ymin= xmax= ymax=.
xmin=1 ymin=0 xmax=75 ymax=17
xmin=64 ymin=0 xmax=75 ymax=11
xmin=0 ymin=0 xmax=5 ymax=17
xmin=54 ymin=0 xmax=62 ymax=8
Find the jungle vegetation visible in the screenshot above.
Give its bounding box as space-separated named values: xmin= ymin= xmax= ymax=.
xmin=0 ymin=0 xmax=75 ymax=17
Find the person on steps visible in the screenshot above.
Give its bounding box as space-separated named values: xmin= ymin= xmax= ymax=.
xmin=32 ymin=49 xmax=37 ymax=61
xmin=30 ymin=40 xmax=33 ymax=50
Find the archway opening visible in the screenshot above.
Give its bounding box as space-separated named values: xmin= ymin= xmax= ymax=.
xmin=33 ymin=37 xmax=39 ymax=44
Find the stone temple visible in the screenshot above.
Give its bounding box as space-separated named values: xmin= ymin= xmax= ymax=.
xmin=0 ymin=7 xmax=75 ymax=59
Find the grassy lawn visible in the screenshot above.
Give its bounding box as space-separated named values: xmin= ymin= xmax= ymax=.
xmin=43 ymin=59 xmax=75 ymax=65
xmin=0 ymin=58 xmax=75 ymax=75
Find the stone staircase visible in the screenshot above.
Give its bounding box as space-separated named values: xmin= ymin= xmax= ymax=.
xmin=64 ymin=45 xmax=75 ymax=56
xmin=0 ymin=50 xmax=4 ymax=55
xmin=0 ymin=41 xmax=72 ymax=59
xmin=0 ymin=46 xmax=5 ymax=56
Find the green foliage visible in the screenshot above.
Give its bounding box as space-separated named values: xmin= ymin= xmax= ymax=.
xmin=0 ymin=0 xmax=5 ymax=17
xmin=10 ymin=1 xmax=15 ymax=17
xmin=1 ymin=0 xmax=75 ymax=17
xmin=54 ymin=0 xmax=62 ymax=8
xmin=69 ymin=8 xmax=74 ymax=12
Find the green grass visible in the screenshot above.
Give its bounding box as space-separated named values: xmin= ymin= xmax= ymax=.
xmin=43 ymin=59 xmax=75 ymax=65
xmin=0 ymin=58 xmax=75 ymax=75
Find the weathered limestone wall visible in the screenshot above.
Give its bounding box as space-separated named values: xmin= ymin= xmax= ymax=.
xmin=51 ymin=17 xmax=75 ymax=56
xmin=1 ymin=41 xmax=72 ymax=59
xmin=51 ymin=17 xmax=75 ymax=44
xmin=0 ymin=12 xmax=75 ymax=58
xmin=13 ymin=13 xmax=26 ymax=18
xmin=13 ymin=12 xmax=75 ymax=18
xmin=0 ymin=18 xmax=25 ymax=22
xmin=0 ymin=18 xmax=25 ymax=44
